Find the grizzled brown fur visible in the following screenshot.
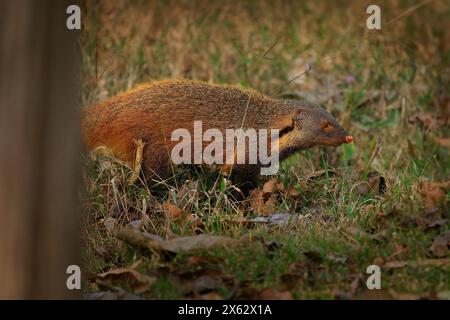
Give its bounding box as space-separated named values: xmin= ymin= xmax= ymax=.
xmin=83 ymin=80 xmax=352 ymax=192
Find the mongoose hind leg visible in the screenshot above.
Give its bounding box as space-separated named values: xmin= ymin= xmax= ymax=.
xmin=141 ymin=147 xmax=175 ymax=186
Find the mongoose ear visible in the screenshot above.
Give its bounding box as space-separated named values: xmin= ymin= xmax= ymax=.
xmin=271 ymin=111 xmax=300 ymax=135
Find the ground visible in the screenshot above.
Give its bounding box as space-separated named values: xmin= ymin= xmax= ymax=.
xmin=80 ymin=0 xmax=450 ymax=299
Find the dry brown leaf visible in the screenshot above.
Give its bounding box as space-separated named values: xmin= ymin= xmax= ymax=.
xmin=408 ymin=112 xmax=440 ymax=130
xmin=284 ymin=185 xmax=301 ymax=198
xmin=385 ymin=258 xmax=450 ymax=269
xmin=388 ymin=290 xmax=424 ymax=300
xmin=185 ymin=256 xmax=221 ymax=267
xmin=387 ymin=244 xmax=409 ymax=260
xmin=259 ymin=288 xmax=293 ymax=300
xmin=427 ymin=219 xmax=448 ymax=229
xmin=430 ymin=231 xmax=450 ymax=257
xmin=160 ymin=234 xmax=235 ymax=253
xmin=356 ymin=289 xmax=422 ymax=300
xmin=248 ymin=189 xmax=277 ymax=216
xmin=178 ymin=269 xmax=227 ymax=297
xmin=162 ymin=202 xmax=183 ymax=220
xmin=190 ymin=292 xmax=224 ymax=300
xmin=97 ymin=264 xmax=156 ymax=293
xmin=333 ymin=274 xmax=363 ymax=299
xmin=434 ymin=87 xmax=450 ymax=124
xmin=345 ymin=226 xmax=387 ymax=242
xmin=306 ymin=169 xmax=337 ymax=180
xmin=262 ymin=178 xmax=277 ymax=194
xmin=357 ymin=172 xmax=386 ymax=196
xmin=262 ymin=178 xmax=285 ymax=194
xmin=177 ymin=180 xmax=200 ymax=207
xmin=435 ymin=137 xmax=450 ymax=148
xmin=113 ymin=224 xmax=236 ymax=254
xmin=248 ymin=178 xmax=286 ymax=215
xmin=358 ymin=289 xmax=393 ymax=300
xmin=190 ymin=274 xmax=222 ymax=293
xmin=303 ymin=250 xmax=323 ymax=263
xmin=84 ymin=290 xmax=143 ymax=300
xmin=162 ymin=201 xmax=204 ymax=231
xmin=421 ymin=181 xmax=450 ymax=214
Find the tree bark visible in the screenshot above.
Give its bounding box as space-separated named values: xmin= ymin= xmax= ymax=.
xmin=0 ymin=0 xmax=81 ymax=299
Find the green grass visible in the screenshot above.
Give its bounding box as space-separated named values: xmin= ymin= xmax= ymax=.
xmin=79 ymin=0 xmax=450 ymax=299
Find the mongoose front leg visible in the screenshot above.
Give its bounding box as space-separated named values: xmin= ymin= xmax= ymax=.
xmin=229 ymin=165 xmax=259 ymax=198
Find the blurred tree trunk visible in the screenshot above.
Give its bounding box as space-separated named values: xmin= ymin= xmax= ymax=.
xmin=0 ymin=0 xmax=81 ymax=299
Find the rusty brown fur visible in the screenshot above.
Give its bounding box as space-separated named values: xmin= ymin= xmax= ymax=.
xmin=83 ymin=80 xmax=352 ymax=192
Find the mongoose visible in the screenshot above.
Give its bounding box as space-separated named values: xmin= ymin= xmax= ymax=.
xmin=83 ymin=80 xmax=353 ymax=193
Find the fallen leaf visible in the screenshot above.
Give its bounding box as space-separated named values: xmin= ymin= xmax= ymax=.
xmin=434 ymin=86 xmax=450 ymax=125
xmin=408 ymin=112 xmax=440 ymax=130
xmin=345 ymin=226 xmax=387 ymax=242
xmin=177 ymin=180 xmax=200 ymax=207
xmin=263 ymin=239 xmax=283 ymax=252
xmin=333 ymin=291 xmax=353 ymax=300
xmin=333 ymin=274 xmax=363 ymax=299
xmin=385 ymin=258 xmax=450 ymax=269
xmin=387 ymin=244 xmax=409 ymax=260
xmin=280 ymin=273 xmax=304 ymax=291
xmin=373 ymin=256 xmax=385 ymax=266
xmin=303 ymin=250 xmax=322 ymax=263
xmin=384 ymin=260 xmax=408 ymax=269
xmin=430 ymin=231 xmax=450 ymax=257
xmin=185 ymin=256 xmax=221 ymax=267
xmin=388 ymin=290 xmax=423 ymax=300
xmin=162 ymin=201 xmax=204 ymax=231
xmin=248 ymin=189 xmax=277 ymax=216
xmin=284 ymin=185 xmax=302 ymax=199
xmin=113 ymin=224 xmax=237 ymax=254
xmin=189 ymin=292 xmax=224 ymax=300
xmin=259 ymin=288 xmax=293 ymax=300
xmin=162 ymin=202 xmax=183 ymax=220
xmin=262 ymin=178 xmax=285 ymax=194
xmin=434 ymin=137 xmax=450 ymax=148
xmin=96 ymin=264 xmax=156 ymax=293
xmin=83 ymin=290 xmax=143 ymax=300
xmin=421 ymin=181 xmax=450 ymax=214
xmin=358 ymin=289 xmax=393 ymax=300
xmin=248 ymin=178 xmax=290 ymax=215
xmin=306 ymin=169 xmax=337 ymax=180
xmin=427 ymin=219 xmax=448 ymax=229
xmin=415 ymin=211 xmax=443 ymax=230
xmin=160 ymin=235 xmax=236 ymax=253
xmin=357 ymin=171 xmax=386 ymax=196
xmin=178 ymin=268 xmax=228 ymax=297
xmin=191 ymin=275 xmax=221 ymax=293
xmin=360 ymin=289 xmax=430 ymax=300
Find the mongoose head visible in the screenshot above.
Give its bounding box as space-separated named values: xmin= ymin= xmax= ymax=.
xmin=277 ymin=101 xmax=353 ymax=159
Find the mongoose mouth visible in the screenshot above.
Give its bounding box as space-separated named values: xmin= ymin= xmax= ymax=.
xmin=345 ymin=135 xmax=354 ymax=143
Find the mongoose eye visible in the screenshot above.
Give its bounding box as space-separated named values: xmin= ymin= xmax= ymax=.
xmin=321 ymin=122 xmax=334 ymax=132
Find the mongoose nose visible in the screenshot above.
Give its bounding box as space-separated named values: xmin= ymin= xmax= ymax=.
xmin=345 ymin=135 xmax=354 ymax=143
